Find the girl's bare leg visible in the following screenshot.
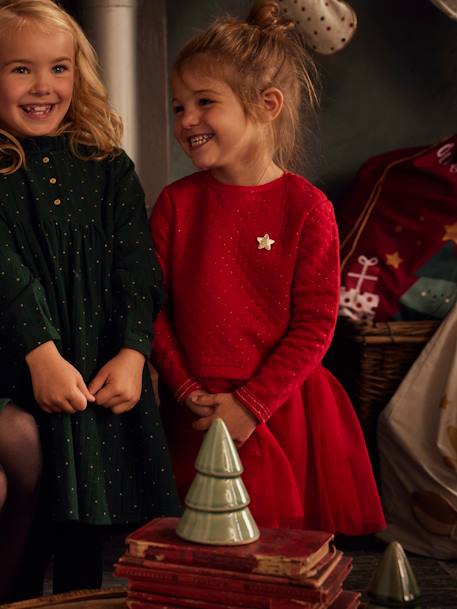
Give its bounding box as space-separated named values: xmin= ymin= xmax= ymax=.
xmin=0 ymin=403 xmax=42 ymax=601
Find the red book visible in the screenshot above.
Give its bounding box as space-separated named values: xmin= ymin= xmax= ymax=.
xmin=328 ymin=590 xmax=361 ymax=609
xmin=127 ymin=595 xmax=361 ymax=609
xmin=128 ymin=590 xmax=260 ymax=609
xmin=126 ymin=518 xmax=333 ymax=580
xmin=115 ymin=557 xmax=351 ymax=609
xmin=127 ymin=589 xmax=329 ymax=609
xmin=127 ymin=602 xmax=324 ymax=609
xmin=125 ymin=603 xmax=216 ymax=609
xmin=118 ymin=548 xmax=344 ymax=590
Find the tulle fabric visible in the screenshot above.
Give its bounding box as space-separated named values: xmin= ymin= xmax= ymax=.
xmin=160 ymin=366 xmax=385 ymax=534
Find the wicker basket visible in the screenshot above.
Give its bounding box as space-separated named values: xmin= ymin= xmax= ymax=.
xmin=326 ymin=318 xmax=441 ymax=462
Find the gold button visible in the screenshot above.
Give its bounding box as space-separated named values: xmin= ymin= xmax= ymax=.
xmin=53 ymin=198 xmax=62 ymax=206
xmin=42 ymin=156 xmax=50 ymax=164
xmin=49 ymin=177 xmax=57 ymax=184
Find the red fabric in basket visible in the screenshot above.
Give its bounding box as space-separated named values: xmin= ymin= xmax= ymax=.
xmin=338 ymin=135 xmax=457 ymax=322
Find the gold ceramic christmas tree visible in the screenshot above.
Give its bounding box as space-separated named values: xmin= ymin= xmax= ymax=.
xmin=176 ymin=418 xmax=260 ymax=545
xmin=367 ymin=541 xmax=421 ymax=608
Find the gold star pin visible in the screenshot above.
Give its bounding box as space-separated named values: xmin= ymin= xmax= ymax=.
xmin=257 ymin=234 xmax=275 ymax=251
xmin=386 ymin=251 xmax=403 ymax=269
xmin=442 ymin=221 xmax=457 ymax=245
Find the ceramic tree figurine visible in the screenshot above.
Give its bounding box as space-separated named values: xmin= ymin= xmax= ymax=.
xmin=367 ymin=541 xmax=421 ymax=608
xmin=176 ymin=418 xmax=260 ymax=545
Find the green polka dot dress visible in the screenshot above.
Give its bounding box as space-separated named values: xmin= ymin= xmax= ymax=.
xmin=0 ymin=135 xmax=181 ymax=524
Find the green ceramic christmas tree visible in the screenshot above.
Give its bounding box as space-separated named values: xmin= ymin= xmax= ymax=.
xmin=176 ymin=418 xmax=260 ymax=545
xmin=367 ymin=541 xmax=421 ymax=608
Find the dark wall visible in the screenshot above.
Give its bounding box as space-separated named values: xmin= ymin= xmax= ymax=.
xmin=314 ymin=0 xmax=457 ymax=204
xmin=61 ymin=0 xmax=79 ymax=19
xmin=167 ymin=0 xmax=457 ymax=204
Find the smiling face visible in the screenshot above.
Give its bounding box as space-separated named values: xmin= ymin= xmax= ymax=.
xmin=0 ymin=22 xmax=74 ymax=138
xmin=171 ymin=66 xmax=271 ymax=185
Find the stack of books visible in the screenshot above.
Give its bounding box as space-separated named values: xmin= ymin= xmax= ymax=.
xmin=115 ymin=517 xmax=360 ymax=609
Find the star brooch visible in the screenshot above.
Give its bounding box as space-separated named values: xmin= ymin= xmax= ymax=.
xmin=257 ymin=233 xmax=275 ymax=251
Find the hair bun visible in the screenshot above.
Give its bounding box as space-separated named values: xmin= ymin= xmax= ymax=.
xmin=247 ymin=0 xmax=294 ymax=33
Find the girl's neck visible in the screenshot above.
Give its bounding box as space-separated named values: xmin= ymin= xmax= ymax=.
xmin=210 ymin=161 xmax=284 ymax=187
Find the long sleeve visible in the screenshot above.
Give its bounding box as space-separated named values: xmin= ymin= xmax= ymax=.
xmin=234 ymin=199 xmax=340 ymax=422
xmin=0 ymin=215 xmax=60 ymax=359
xmin=149 ymin=188 xmax=202 ymax=401
xmin=111 ymin=153 xmax=162 ymax=358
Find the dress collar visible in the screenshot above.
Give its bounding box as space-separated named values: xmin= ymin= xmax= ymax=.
xmin=18 ymin=134 xmax=68 ymax=155
xmin=201 ymin=169 xmax=290 ymax=194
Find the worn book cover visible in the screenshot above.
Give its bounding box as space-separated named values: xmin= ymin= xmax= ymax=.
xmin=127 ymin=590 xmax=360 ymax=609
xmin=327 ymin=590 xmax=361 ymax=609
xmin=116 ymin=556 xmax=351 ymax=602
xmin=126 ymin=517 xmax=333 ymax=579
xmin=127 ymin=602 xmax=321 ymax=609
xmin=118 ymin=548 xmax=343 ymax=589
xmin=115 ymin=557 xmax=351 ymax=609
xmin=127 ymin=588 xmax=330 ymax=609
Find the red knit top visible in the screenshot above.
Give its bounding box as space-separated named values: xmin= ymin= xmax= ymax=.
xmin=150 ymin=170 xmax=340 ymax=423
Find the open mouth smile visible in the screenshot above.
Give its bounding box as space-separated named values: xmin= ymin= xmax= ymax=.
xmin=188 ymin=133 xmax=214 ymax=148
xmin=20 ymin=104 xmax=55 ymax=118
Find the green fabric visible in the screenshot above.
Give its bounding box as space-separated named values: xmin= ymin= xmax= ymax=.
xmin=0 ymin=135 xmax=180 ymax=524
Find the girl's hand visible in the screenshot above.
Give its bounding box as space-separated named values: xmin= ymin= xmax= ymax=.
xmin=185 ymin=390 xmax=215 ymax=417
xmin=89 ymin=348 xmax=145 ymax=414
xmin=26 ymin=341 xmax=95 ymax=414
xmin=192 ymin=393 xmax=258 ymax=448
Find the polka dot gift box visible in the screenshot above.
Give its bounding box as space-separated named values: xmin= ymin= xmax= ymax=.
xmin=280 ymin=0 xmax=357 ymax=54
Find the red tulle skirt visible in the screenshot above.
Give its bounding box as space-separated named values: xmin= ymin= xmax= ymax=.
xmin=160 ymin=366 xmax=385 ymax=534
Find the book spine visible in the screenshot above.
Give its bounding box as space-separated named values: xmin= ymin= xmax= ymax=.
xmin=115 ymin=563 xmax=323 ymax=602
xmin=140 ymin=545 xmax=328 ymax=580
xmin=128 ymin=589 xmax=260 ymax=609
xmin=127 ymin=578 xmax=268 ymax=609
xmin=140 ymin=546 xmax=257 ymax=574
xmin=123 ymin=578 xmax=319 ymax=609
xmin=328 ymin=590 xmax=361 ymax=609
xmin=128 ymin=518 xmax=333 ymax=580
xmin=128 ymin=588 xmax=323 ymax=609
xmin=127 ymin=601 xmax=316 ymax=609
xmin=128 ymin=601 xmax=182 ymax=609
xmin=121 ymin=549 xmax=342 ymax=589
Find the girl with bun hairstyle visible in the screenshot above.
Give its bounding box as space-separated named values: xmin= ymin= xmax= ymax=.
xmin=150 ymin=0 xmax=385 ymax=534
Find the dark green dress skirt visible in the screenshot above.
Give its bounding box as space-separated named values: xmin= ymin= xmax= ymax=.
xmin=0 ymin=135 xmax=180 ymax=524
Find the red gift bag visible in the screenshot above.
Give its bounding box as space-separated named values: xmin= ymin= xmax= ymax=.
xmin=338 ymin=136 xmax=457 ymax=322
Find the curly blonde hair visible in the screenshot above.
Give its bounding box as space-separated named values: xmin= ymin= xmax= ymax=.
xmin=0 ymin=0 xmax=123 ymax=174
xmin=173 ymin=0 xmax=318 ymax=171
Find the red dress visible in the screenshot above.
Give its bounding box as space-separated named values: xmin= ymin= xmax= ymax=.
xmin=150 ymin=170 xmax=385 ymax=534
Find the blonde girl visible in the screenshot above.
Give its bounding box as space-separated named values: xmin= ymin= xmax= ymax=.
xmin=150 ymin=0 xmax=385 ymax=534
xmin=0 ymin=0 xmax=179 ymax=599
